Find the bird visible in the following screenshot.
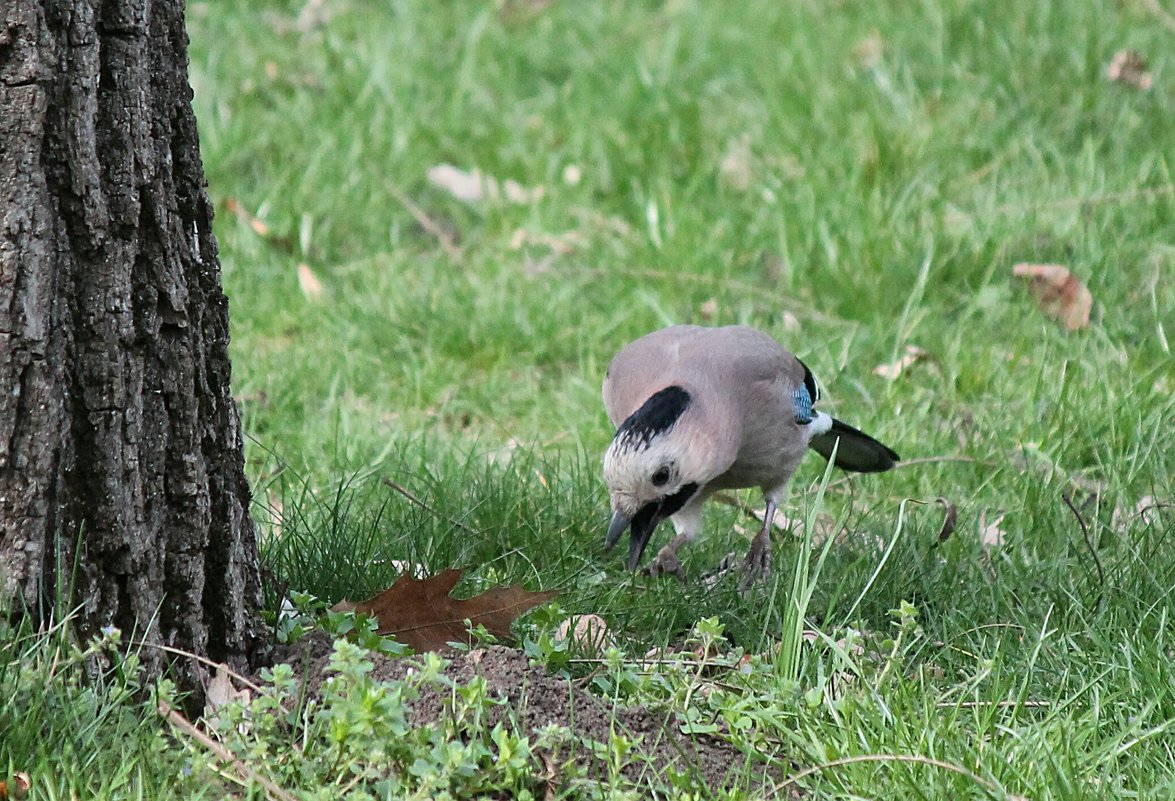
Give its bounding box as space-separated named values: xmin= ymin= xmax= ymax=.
xmin=601 ymin=324 xmax=899 ymax=590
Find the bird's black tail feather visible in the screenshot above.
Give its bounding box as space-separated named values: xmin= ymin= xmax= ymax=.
xmin=809 ymin=418 xmax=899 ymax=473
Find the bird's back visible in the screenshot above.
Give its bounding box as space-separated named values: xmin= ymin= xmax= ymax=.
xmin=602 ymin=326 xmax=793 ymax=419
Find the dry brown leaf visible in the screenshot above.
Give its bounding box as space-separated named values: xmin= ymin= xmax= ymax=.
xmin=801 ymin=628 xmax=867 ymax=660
xmin=853 ymin=30 xmax=884 ymax=70
xmin=979 ymin=510 xmax=1007 ymax=550
xmin=718 ymin=134 xmax=754 ymax=192
xmin=0 ymin=773 xmax=30 ymax=801
xmin=556 ymin=614 xmax=611 ymax=652
xmin=1106 ymin=49 xmax=1153 ymax=90
xmin=427 ymin=164 xmax=544 ymax=205
xmin=873 ymin=345 xmax=930 ymax=380
xmin=331 ymin=569 xmax=557 ymax=653
xmin=297 ymin=263 xmax=324 ymax=301
xmin=224 ymin=197 xmax=269 ymax=236
xmin=1012 ymin=263 xmax=1092 ymax=330
xmin=1112 ymin=495 xmax=1171 ymax=533
xmin=486 ymin=437 xmax=522 ymax=466
xmin=937 ymin=498 xmax=958 ymax=542
xmin=698 ymin=298 xmax=719 ymax=321
xmin=503 ymin=179 xmax=542 ymax=204
xmin=427 ymin=164 xmax=491 ymax=202
xmin=203 ymin=663 xmax=251 ymax=725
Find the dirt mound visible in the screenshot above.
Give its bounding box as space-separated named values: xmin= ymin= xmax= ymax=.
xmin=278 ymin=632 xmax=785 ymax=794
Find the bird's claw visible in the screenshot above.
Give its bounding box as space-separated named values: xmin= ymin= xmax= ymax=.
xmin=642 ymin=547 xmax=686 ymax=581
xmin=738 ymin=538 xmax=771 ymax=595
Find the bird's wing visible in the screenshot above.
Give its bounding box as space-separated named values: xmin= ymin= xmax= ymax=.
xmin=703 ymin=329 xmax=899 ymax=473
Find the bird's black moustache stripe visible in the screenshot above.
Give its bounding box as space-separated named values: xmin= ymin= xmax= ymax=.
xmin=635 ymin=481 xmax=700 ymax=530
xmin=658 ymin=482 xmax=698 ymax=518
xmin=615 ymin=385 xmax=691 ymax=449
xmin=625 ymin=481 xmax=700 ymax=570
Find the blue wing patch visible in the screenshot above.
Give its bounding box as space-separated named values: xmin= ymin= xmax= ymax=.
xmin=795 ymin=359 xmax=820 ymax=424
xmin=793 ymin=385 xmax=815 ymax=424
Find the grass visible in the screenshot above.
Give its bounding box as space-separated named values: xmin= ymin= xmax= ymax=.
xmin=4 ymin=0 xmax=1175 ymax=797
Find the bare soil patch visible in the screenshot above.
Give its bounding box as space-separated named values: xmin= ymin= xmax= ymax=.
xmin=275 ymin=632 xmax=787 ymax=794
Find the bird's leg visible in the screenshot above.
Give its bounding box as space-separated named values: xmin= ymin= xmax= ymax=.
xmin=643 ymin=533 xmax=691 ymax=581
xmin=642 ymin=504 xmax=703 ymax=581
xmin=740 ymin=497 xmax=777 ymax=593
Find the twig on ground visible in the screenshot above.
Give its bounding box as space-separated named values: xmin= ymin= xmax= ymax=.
xmin=381 ymin=476 xmax=481 ymax=537
xmin=1063 ymin=493 xmax=1105 ymax=602
xmin=160 ymin=702 xmax=300 ymax=801
xmin=389 ymin=183 xmax=463 ymax=260
xmin=143 ymin=643 xmax=266 ymax=694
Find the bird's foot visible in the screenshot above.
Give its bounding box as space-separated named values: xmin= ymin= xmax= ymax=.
xmin=738 ymin=536 xmax=771 ymax=595
xmin=641 ymin=546 xmax=687 ymax=581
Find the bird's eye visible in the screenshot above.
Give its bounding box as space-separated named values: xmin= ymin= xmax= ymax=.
xmin=651 ymin=466 xmax=671 ymax=487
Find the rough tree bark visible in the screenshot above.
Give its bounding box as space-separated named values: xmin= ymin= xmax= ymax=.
xmin=0 ymin=0 xmax=266 ymax=693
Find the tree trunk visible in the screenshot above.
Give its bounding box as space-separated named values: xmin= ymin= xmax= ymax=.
xmin=0 ymin=0 xmax=266 ymax=695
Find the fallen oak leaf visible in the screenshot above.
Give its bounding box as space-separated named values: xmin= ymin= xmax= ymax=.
xmin=873 ymin=345 xmax=931 ymax=380
xmin=1106 ymin=49 xmax=1153 ymax=90
xmin=1012 ymin=263 xmax=1092 ymax=330
xmin=331 ymin=569 xmax=557 ymax=653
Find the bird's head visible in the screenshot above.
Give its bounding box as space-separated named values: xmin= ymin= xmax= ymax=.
xmin=602 ymin=385 xmax=701 ymax=570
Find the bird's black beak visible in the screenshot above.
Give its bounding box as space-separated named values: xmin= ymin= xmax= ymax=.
xmin=604 ymin=503 xmax=663 ymax=571
xmin=625 ymin=503 xmax=661 ymax=571
xmin=604 ymin=510 xmax=631 ymax=551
